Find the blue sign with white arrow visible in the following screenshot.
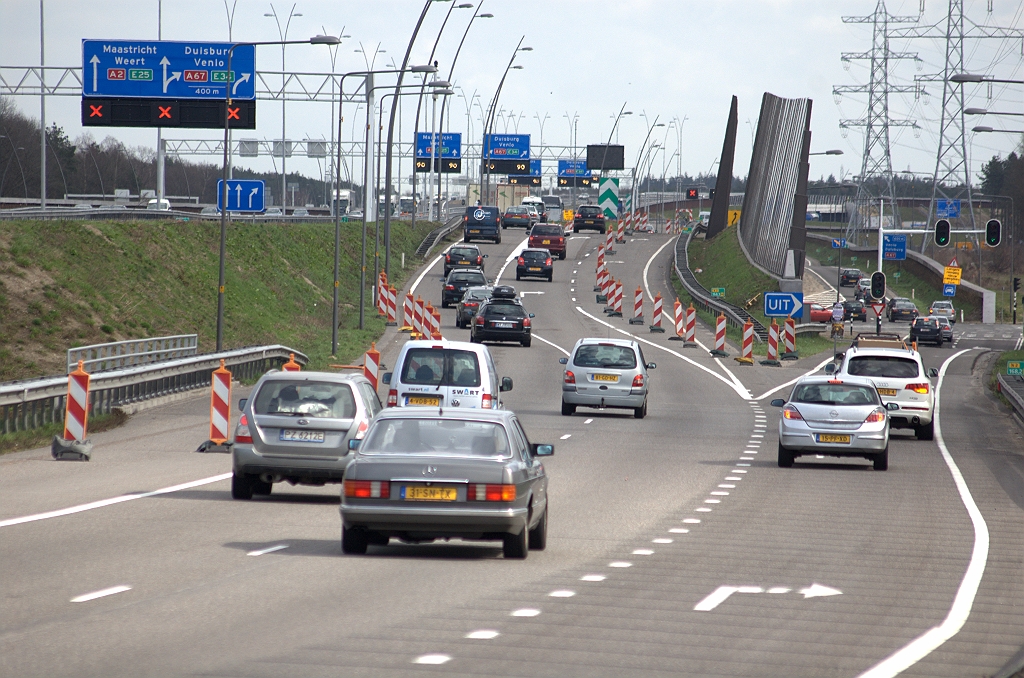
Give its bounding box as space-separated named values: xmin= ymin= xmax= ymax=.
xmin=415 ymin=132 xmax=461 ymax=159
xmin=943 ymin=283 xmax=957 ymax=297
xmin=217 ymin=179 xmax=265 ymax=212
xmin=557 ymin=159 xmax=590 ymax=177
xmin=82 ymin=40 xmax=256 ymax=100
xmin=831 ymin=238 xmax=847 ymax=248
xmin=883 ymin=233 xmax=907 ymax=260
xmin=483 ymin=133 xmax=530 ymax=159
xmin=764 ymin=292 xmax=804 ymax=318
xmin=936 ymin=199 xmax=961 ymax=219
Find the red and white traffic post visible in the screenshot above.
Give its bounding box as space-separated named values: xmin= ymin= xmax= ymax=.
xmin=629 ymin=286 xmax=644 ymax=325
xmin=710 ymin=313 xmax=729 ymax=357
xmin=209 ymin=359 xmax=232 ymax=444
xmin=761 ymin=320 xmax=781 ymax=366
xmin=402 ymin=293 xmax=415 ymax=331
xmin=668 ymin=297 xmax=685 ymax=340
xmin=782 ymin=317 xmax=798 ymax=360
xmin=414 ymin=296 xmax=425 ymax=338
xmin=736 ymin=321 xmax=755 ymax=365
xmin=377 ymin=273 xmax=387 ymax=316
xmin=683 ymin=304 xmax=697 ymax=347
xmin=650 ymin=293 xmax=665 ymax=332
xmin=605 ymin=227 xmax=615 ymax=255
xmin=386 ymin=285 xmax=398 ymax=326
xmin=617 ymin=219 xmax=625 ymax=243
xmin=430 ymin=307 xmax=443 ymax=340
xmin=363 ymin=342 xmax=380 ymax=391
xmin=53 ymin=359 xmax=93 ymax=460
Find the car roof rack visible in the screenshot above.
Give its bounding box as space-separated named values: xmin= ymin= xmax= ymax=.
xmin=491 ymin=285 xmax=517 ymax=299
xmin=851 ymin=332 xmax=908 ymax=349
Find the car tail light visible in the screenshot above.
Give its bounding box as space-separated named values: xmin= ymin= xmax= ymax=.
xmin=907 ymin=383 xmax=930 ymax=394
xmin=575 ymin=213 xmax=582 ymax=219
xmin=234 ymin=414 xmax=252 ymax=443
xmin=344 ymin=480 xmax=390 ymax=499
xmin=782 ymin=405 xmax=803 ymax=420
xmin=445 ymin=254 xmax=451 ymax=263
xmin=467 ymin=484 xmax=516 ymax=501
xmin=354 ymin=419 xmax=369 ymax=440
xmin=523 ymin=317 xmax=531 ymax=328
xmin=632 ymin=374 xmax=644 ymax=388
xmin=864 ymin=407 xmax=887 ymax=424
xmin=558 ymin=237 xmax=564 ymax=243
xmin=481 ymin=393 xmax=493 ymax=409
xmin=445 ymin=284 xmax=455 ymax=291
xmin=545 ymin=257 xmax=552 ymax=266
xmin=465 ymin=302 xmax=478 ymax=308
xmin=518 ymin=257 xmax=525 ymax=265
xmin=387 ymin=389 xmax=398 ymax=407
xmin=463 ymin=215 xmax=468 ymax=222
xmin=476 ymin=256 xmax=483 ymax=265
xmin=564 ymin=370 xmax=575 ymax=385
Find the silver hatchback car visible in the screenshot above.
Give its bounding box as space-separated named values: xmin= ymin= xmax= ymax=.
xmin=559 ymin=338 xmax=655 ymax=418
xmin=771 ymin=375 xmax=891 ymax=470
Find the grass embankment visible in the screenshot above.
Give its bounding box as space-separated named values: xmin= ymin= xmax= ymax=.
xmin=0 ymin=218 xmax=436 ymax=383
xmin=673 ymin=227 xmax=833 ymax=357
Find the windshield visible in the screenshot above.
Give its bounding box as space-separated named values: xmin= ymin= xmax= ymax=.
xmin=573 ymin=344 xmax=638 ymax=369
xmin=913 ymin=318 xmax=938 ymax=328
xmin=896 ymin=302 xmax=916 ymax=309
xmin=360 ymin=418 xmax=512 ymax=458
xmin=792 ymin=383 xmax=880 ymax=405
xmin=253 ymin=381 xmax=356 ymax=418
xmin=532 ymin=225 xmax=561 ymax=236
xmin=400 ymin=348 xmax=481 ymax=387
xmin=450 ymin=248 xmax=478 ymax=259
xmin=847 ymin=356 xmax=920 ymax=378
xmin=484 ymin=303 xmax=525 ymax=317
xmin=578 ymin=206 xmax=601 ymax=216
xmin=450 ymin=272 xmax=486 ymax=284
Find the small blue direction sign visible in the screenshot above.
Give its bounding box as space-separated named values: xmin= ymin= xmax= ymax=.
xmin=831 ymin=238 xmax=847 ymax=249
xmin=415 ymin=132 xmax=462 ymax=159
xmin=529 ymin=159 xmax=542 ymax=176
xmin=942 ymin=283 xmax=957 ymax=297
xmin=558 ymin=159 xmax=591 ymax=177
xmin=764 ymin=292 xmax=804 ymax=318
xmin=217 ymin=179 xmax=265 ymax=212
xmin=483 ymin=133 xmax=530 ymax=159
xmin=883 ymin=233 xmax=907 ymax=260
xmin=936 ymin=199 xmax=961 ymax=219
xmin=83 ymin=40 xmax=256 ymax=100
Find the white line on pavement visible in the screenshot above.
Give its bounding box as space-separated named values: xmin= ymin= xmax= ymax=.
xmin=753 ymin=356 xmax=834 ymax=401
xmin=560 ymin=434 xmax=571 ymax=440
xmin=533 ymin=333 xmax=570 ymax=355
xmin=71 ymin=585 xmax=131 ymax=603
xmin=857 ymin=348 xmax=989 ymax=678
xmin=495 ymin=237 xmax=531 ymax=283
xmin=0 ymin=473 xmax=232 ymax=529
xmin=410 ymin=241 xmax=459 ymax=295
xmin=247 ymin=544 xmax=289 ymax=557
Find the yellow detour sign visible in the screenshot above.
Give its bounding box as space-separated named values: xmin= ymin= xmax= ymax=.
xmin=728 ymin=209 xmax=741 ymax=226
xmin=943 ymin=266 xmax=962 ymax=285
xmin=563 ymin=209 xmax=574 ymax=222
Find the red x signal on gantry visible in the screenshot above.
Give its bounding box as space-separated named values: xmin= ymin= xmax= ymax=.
xmin=227 ymin=106 xmax=240 ymax=120
xmin=89 ymin=104 xmax=104 ymax=118
xmin=158 ymin=106 xmax=173 ymax=119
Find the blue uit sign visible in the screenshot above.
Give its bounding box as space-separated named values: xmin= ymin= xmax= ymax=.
xmin=557 ymin=159 xmax=591 ymax=177
xmin=83 ymin=40 xmax=256 ymax=99
xmin=217 ymin=179 xmax=265 ymax=212
xmin=942 ymin=283 xmax=957 ymax=297
xmin=483 ymin=133 xmax=530 ymax=159
xmin=831 ymin=238 xmax=846 ymax=248
xmin=936 ymin=199 xmax=961 ymax=219
xmin=764 ymin=292 xmax=804 ymax=318
xmin=415 ymin=132 xmax=462 ymax=159
xmin=882 ymin=233 xmax=907 ymax=260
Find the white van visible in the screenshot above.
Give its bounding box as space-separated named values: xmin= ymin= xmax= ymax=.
xmin=146 ymin=198 xmax=170 ymax=211
xmin=382 ymin=339 xmax=513 ymax=410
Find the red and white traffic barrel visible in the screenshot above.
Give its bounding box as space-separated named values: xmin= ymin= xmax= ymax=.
xmin=650 ymin=293 xmax=665 ymax=332
xmin=683 ymin=304 xmax=697 ymax=346
xmin=761 ymin=320 xmax=780 ymax=366
xmin=209 ymin=359 xmax=232 ymax=444
xmin=363 ymin=342 xmax=380 ymax=391
xmin=736 ymin=321 xmax=755 ymax=364
xmin=710 ymin=313 xmax=729 ymax=356
xmin=629 ymin=286 xmax=644 ymax=325
xmin=782 ymin=317 xmax=798 ymax=359
xmin=403 ymin=293 xmax=415 ymax=331
xmin=386 ymin=285 xmax=398 ymax=326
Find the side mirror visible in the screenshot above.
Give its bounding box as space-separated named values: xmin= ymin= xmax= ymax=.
xmin=824 ymin=363 xmax=836 ymax=375
xmin=533 ymin=443 xmax=554 ymax=456
xmin=500 ymin=376 xmax=513 ymax=392
xmin=348 ymin=439 xmax=361 ymax=451
xmin=238 ymin=398 xmax=247 ymax=410
xmin=770 ymin=398 xmax=785 ymax=407
xmin=382 ymin=372 xmax=392 ymax=385
xmin=646 ymin=362 xmax=657 ymax=370
xmin=558 ymin=357 xmax=568 ymax=365
xmin=483 ymin=254 xmax=489 ymax=258
xmin=928 ymin=367 xmax=939 ymax=378
xmin=529 ymin=313 xmax=535 ymax=318
xmin=886 ymin=402 xmax=900 ymax=411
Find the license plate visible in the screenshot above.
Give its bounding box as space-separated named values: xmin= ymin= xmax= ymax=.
xmin=407 ymin=396 xmax=440 ymax=406
xmin=877 ymin=388 xmax=898 ymax=396
xmin=458 ymin=260 xmax=471 ymax=265
xmin=542 ymin=239 xmax=551 ymax=244
xmin=584 ymin=220 xmax=594 ymax=224
xmin=494 ymin=321 xmax=514 ymax=328
xmin=470 ymin=229 xmax=480 ymax=233
xmin=594 ymin=374 xmax=618 ymax=382
xmin=279 ymin=429 xmax=325 ymax=443
xmin=402 ymin=486 xmax=457 ymax=501
xmin=529 ymin=267 xmax=541 ymax=271
xmin=815 ymin=434 xmax=851 ymax=444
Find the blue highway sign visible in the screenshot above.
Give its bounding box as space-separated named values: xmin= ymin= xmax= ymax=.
xmin=831 ymin=238 xmax=847 ymax=248
xmin=415 ymin=132 xmax=461 ymax=159
xmin=883 ymin=233 xmax=907 ymax=260
xmin=764 ymin=292 xmax=804 ymax=318
xmin=83 ymin=40 xmax=256 ymax=100
xmin=217 ymin=179 xmax=265 ymax=212
xmin=558 ymin=159 xmax=591 ymax=177
xmin=483 ymin=133 xmax=530 ymax=159
xmin=942 ymin=283 xmax=957 ymax=297
xmin=529 ymin=159 xmax=542 ymax=176
xmin=936 ymin=199 xmax=961 ymax=219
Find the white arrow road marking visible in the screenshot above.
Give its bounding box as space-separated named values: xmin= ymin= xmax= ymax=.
xmin=520 ymin=291 xmax=544 ymax=295
xmin=232 ymin=72 xmax=251 ymax=96
xmin=246 ymin=544 xmax=288 ymax=557
xmin=71 ymin=585 xmax=131 ymax=603
xmin=799 ymin=583 xmax=843 ymax=598
xmin=695 ymin=584 xmax=842 ymax=611
xmin=89 ymin=54 xmax=100 ymax=92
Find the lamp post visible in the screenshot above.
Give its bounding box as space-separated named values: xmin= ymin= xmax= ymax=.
xmin=809 ymin=149 xmax=845 ymax=156
xmin=264 ymin=4 xmax=304 ymax=210
xmin=598 ymin=104 xmax=631 ymax=206
xmin=429 ymin=83 xmax=455 ymax=221
xmin=534 ymin=112 xmax=549 ymax=190
xmin=482 ymin=39 xmax=531 ymax=204
xmin=563 ymin=111 xmax=578 ymax=207
xmin=629 ymin=117 xmax=662 ymax=222
xmin=217 ymin=35 xmax=339 ymax=352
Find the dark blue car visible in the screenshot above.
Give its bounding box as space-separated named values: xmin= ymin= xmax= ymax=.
xmin=464 ymin=206 xmax=501 ymax=244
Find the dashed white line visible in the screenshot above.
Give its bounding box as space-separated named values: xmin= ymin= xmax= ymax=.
xmin=682 ymin=518 xmax=701 ymax=524
xmin=71 ymin=586 xmax=131 ymax=603
xmin=560 ymin=434 xmax=571 ymax=440
xmin=632 ymin=549 xmax=655 ymax=555
xmin=704 ymin=499 xmax=721 ymax=504
xmin=533 ymin=333 xmax=570 ymax=355
xmin=466 ymin=630 xmax=499 ymax=639
xmin=696 ymin=507 xmax=713 ymax=512
xmin=732 ymin=469 xmax=748 ymax=474
xmin=669 ymin=528 xmax=690 ymax=534
xmin=725 ymin=476 xmax=743 ymax=481
xmin=584 ymin=418 xmax=593 ymax=424
xmin=581 ymin=574 xmax=606 ymax=582
xmin=414 ymin=654 xmax=452 ymax=665
xmin=652 ymin=538 xmax=673 ymax=544
xmin=608 ymin=561 xmax=632 ymax=568
xmin=711 ymin=491 xmax=729 ymax=496
xmin=246 ymin=544 xmax=288 ymax=557
xmin=549 ymin=590 xmax=576 ymax=597
xmin=736 ymin=463 xmax=751 ymax=467
xmin=718 ymin=484 xmax=736 ymax=488
xmin=511 ymin=608 xmax=541 ymax=617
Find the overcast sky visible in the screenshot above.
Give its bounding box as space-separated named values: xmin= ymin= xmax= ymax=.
xmin=2 ymin=0 xmax=1022 ymax=192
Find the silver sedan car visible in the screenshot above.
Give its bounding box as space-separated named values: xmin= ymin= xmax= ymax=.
xmin=771 ymin=375 xmax=891 ymax=470
xmin=340 ymin=408 xmax=552 ymax=559
xmin=560 ymin=338 xmax=655 ymax=418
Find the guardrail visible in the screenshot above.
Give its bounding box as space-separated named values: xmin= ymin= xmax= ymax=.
xmin=68 ymin=335 xmax=198 ymax=373
xmin=673 ymin=230 xmax=768 ymax=342
xmin=997 ymin=373 xmax=1024 ymax=423
xmin=415 ymin=214 xmax=465 ymax=258
xmin=1 ymin=345 xmax=307 ymax=436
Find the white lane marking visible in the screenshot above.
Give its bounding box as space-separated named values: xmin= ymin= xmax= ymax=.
xmin=632 ymin=549 xmax=654 ymax=555
xmin=581 ymin=574 xmax=606 ymax=581
xmin=694 ymin=586 xmax=739 ymax=611
xmin=549 ymin=590 xmax=576 ymax=597
xmin=247 ymin=544 xmax=288 ymax=557
xmin=669 ymin=528 xmax=690 ymax=533
xmin=0 ymin=473 xmax=232 ymax=529
xmin=718 ymin=484 xmax=736 ymax=488
xmin=768 ymin=587 xmax=791 ymax=594
xmin=608 ymin=561 xmax=632 ymax=568
xmin=533 ymin=333 xmax=570 ymax=355
xmin=653 ymin=538 xmax=673 ymax=544
xmin=801 ymin=583 xmax=843 ymax=598
xmin=857 ymin=348 xmax=989 ymax=678
xmin=466 ymin=630 xmax=499 ymax=639
xmin=696 ymin=507 xmax=713 ymax=512
xmin=740 ymin=457 xmax=754 ymax=460
xmin=732 ymin=469 xmax=748 ymax=473
xmin=570 ymin=279 xmax=575 ymax=284
xmin=573 ymin=270 xmax=577 ymax=274
xmin=71 ymin=585 xmax=131 ymax=603
xmin=520 ymin=290 xmax=545 ymax=296
xmin=495 ymin=236 xmax=531 ymax=283
xmin=695 ymin=584 xmax=838 ymax=612
xmin=414 ymin=654 xmax=452 ymax=665
xmin=570 ymin=288 xmax=575 ymax=292
xmin=511 ymin=608 xmax=541 ymax=617
xmin=736 ymin=463 xmax=751 ymax=467
xmin=584 ymin=418 xmax=593 ymax=424
xmin=682 ymin=518 xmax=701 ymax=524
xmin=711 ymin=491 xmax=730 ymax=496
xmin=704 ymin=499 xmax=721 ymax=504
xmin=560 ymin=434 xmax=571 ymax=440
xmin=575 ymin=306 xmax=749 ymax=399
xmin=751 ymin=434 xmax=764 ymax=438
xmin=577 ymin=261 xmax=583 ymax=264
xmin=725 ymin=476 xmax=743 ymax=481
xmin=409 ymin=240 xmax=459 ymax=295
xmin=571 ymin=297 xmax=577 ymax=301
xmin=753 ymin=356 xmax=834 ymax=401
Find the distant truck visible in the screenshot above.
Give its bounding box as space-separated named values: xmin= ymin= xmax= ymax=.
xmin=332 ymin=189 xmax=353 ymax=216
xmin=466 ymin=183 xmax=529 ymax=214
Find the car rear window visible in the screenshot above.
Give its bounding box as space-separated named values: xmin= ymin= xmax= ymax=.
xmin=400 ymin=348 xmax=481 ymax=387
xmin=573 ymin=344 xmax=638 ymax=369
xmin=360 ymin=418 xmax=511 ymax=458
xmin=913 ymin=318 xmax=938 ymax=328
xmin=450 ymin=272 xmax=486 ymax=284
xmin=792 ymin=383 xmax=880 ymax=405
xmin=484 ymin=302 xmax=524 ymax=317
xmin=532 ymin=225 xmax=562 ymax=236
xmin=578 ymin=206 xmax=601 ymax=217
xmin=450 ymin=247 xmax=477 ymax=258
xmin=253 ymin=381 xmax=356 ymax=418
xmin=895 ymin=302 xmax=916 ymax=310
xmin=507 ymin=207 xmax=528 ymax=214
xmin=463 ymin=287 xmax=491 ymax=301
xmin=847 ymin=356 xmax=920 ymax=378
xmin=523 ymin=250 xmax=548 ymax=260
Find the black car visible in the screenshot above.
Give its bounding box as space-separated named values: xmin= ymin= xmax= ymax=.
xmin=909 ymin=316 xmax=943 ymax=347
xmin=471 ymin=287 xmax=534 ymax=347
xmin=455 ymin=285 xmax=492 ymax=328
xmin=442 ymin=268 xmax=488 ymax=308
xmin=464 ymin=205 xmax=501 ymax=244
xmin=888 ymin=300 xmax=919 ymax=322
xmin=842 ymin=299 xmax=867 ymax=322
xmin=515 ymin=248 xmax=554 ymax=282
xmin=444 ymin=245 xmax=486 ymax=276
xmin=573 ymin=205 xmax=606 ymax=233
xmin=840 ymin=268 xmax=863 ymax=287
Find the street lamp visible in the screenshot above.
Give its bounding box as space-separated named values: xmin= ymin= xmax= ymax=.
xmin=217 ymin=34 xmax=339 ymax=352
xmin=973 ymin=125 xmax=1024 ymax=134
xmin=481 ymin=39 xmax=531 ymax=204
xmin=428 ymin=82 xmax=454 ymax=221
xmin=951 ymin=72 xmax=1024 ymax=85
xmin=809 ymin=149 xmax=844 ymax=156
xmin=265 ymin=4 xmax=304 ymax=211
xmin=965 ymin=107 xmax=1024 ymax=116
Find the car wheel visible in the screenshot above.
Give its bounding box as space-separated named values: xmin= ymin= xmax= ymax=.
xmin=231 ymin=472 xmax=253 ymax=500
xmin=561 ymin=400 xmax=576 ymax=416
xmin=528 ymin=505 xmax=547 ymax=551
xmin=916 ymin=420 xmax=935 ymax=441
xmin=936 ymin=339 xmax=943 ymax=347
xmin=252 ymin=477 xmax=272 ymax=496
xmin=873 ymin=446 xmax=889 ymax=471
xmin=547 ymin=274 xmax=553 ymax=282
xmin=502 ymin=524 xmax=528 ymax=559
xmin=634 ymin=398 xmax=647 ymax=419
xmin=777 ymin=442 xmax=794 ymax=468
xmin=521 ymin=337 xmax=532 ymax=348
xmin=441 ymin=300 xmax=448 ymax=309
xmin=463 ymin=237 xmax=470 ymax=243
xmin=559 ymin=251 xmax=566 ymax=260
xmin=341 ymin=526 xmax=368 ymax=555
xmin=496 ymin=235 xmax=501 ymax=244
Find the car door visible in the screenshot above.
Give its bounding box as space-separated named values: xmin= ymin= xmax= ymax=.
xmin=511 ymin=418 xmax=546 ymax=516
